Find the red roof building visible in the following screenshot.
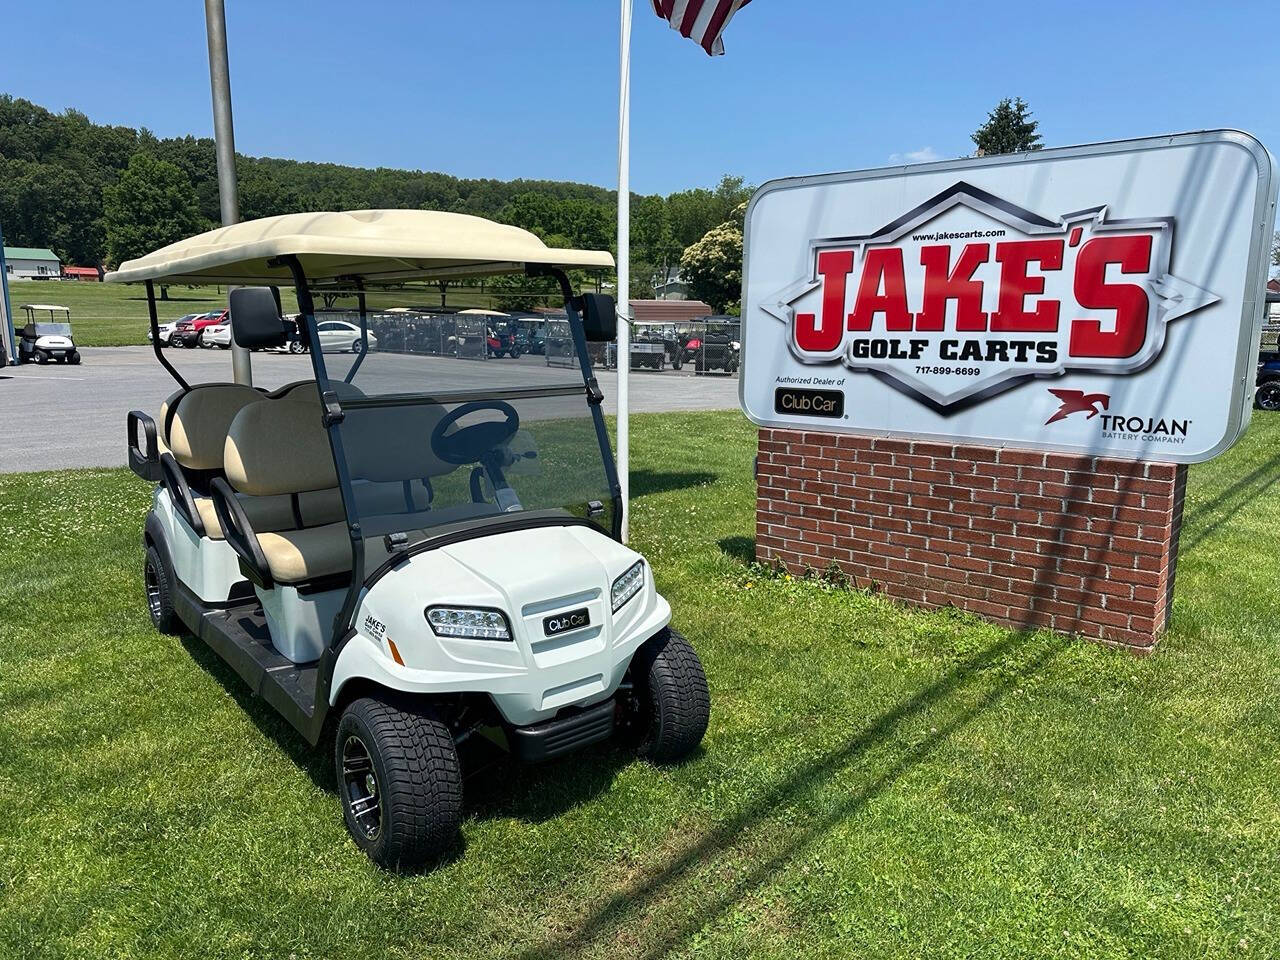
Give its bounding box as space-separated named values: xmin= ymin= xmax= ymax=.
xmin=630 ymin=299 xmax=715 ymax=325
xmin=62 ymin=265 xmax=103 ymax=281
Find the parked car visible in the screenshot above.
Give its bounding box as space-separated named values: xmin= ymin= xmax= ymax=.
xmin=315 ymin=318 xmax=378 ymax=354
xmin=148 ymin=312 xmax=200 ymax=347
xmin=170 ymin=310 xmax=226 ymax=348
xmin=1256 ymin=352 xmax=1280 ymax=410
xmin=200 ymin=316 xmax=233 ymax=349
xmin=283 ymin=315 xmax=309 ymax=353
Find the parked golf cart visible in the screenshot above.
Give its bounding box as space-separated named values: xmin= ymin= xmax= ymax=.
xmin=1257 ymin=351 xmax=1280 ymax=410
xmin=511 ymin=318 xmax=547 ymax=356
xmin=632 ymin=327 xmax=678 ymax=370
xmin=17 ymin=304 xmax=80 ymax=365
xmin=456 ymin=310 xmax=521 ymax=358
xmin=1257 ymin=294 xmax=1280 ymax=410
xmin=683 ymin=317 xmax=740 ymax=374
xmin=115 ymin=210 xmax=709 ymax=870
xmin=645 ymin=324 xmax=684 ymax=370
xmin=486 ymin=325 xmax=521 ymax=358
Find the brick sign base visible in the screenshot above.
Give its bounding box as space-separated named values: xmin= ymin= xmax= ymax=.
xmin=756 ymin=429 xmax=1187 ymax=653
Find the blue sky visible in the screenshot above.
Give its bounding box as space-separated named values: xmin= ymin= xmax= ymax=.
xmin=2 ymin=1 xmax=1276 ymax=196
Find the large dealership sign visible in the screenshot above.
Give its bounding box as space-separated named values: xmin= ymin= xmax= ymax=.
xmin=740 ymin=132 xmax=1277 ymax=461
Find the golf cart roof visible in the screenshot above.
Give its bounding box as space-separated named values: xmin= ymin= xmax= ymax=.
xmin=104 ymin=209 xmax=615 ymax=286
xmin=457 ymin=308 xmax=511 ymax=316
xmin=22 ymin=304 xmax=71 ymax=313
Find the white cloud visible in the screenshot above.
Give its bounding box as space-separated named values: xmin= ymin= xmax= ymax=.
xmin=887 ymin=146 xmax=943 ymax=165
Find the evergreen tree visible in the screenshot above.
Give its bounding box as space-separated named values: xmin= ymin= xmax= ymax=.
xmin=971 ymin=97 xmax=1042 ymax=156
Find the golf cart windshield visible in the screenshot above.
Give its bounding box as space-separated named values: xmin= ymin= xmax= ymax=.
xmin=310 ymin=286 xmax=616 ymax=550
xmin=31 ymin=323 xmax=71 ymax=337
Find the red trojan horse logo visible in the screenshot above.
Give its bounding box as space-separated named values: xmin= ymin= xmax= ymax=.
xmin=1044 ymin=389 xmax=1109 ymax=424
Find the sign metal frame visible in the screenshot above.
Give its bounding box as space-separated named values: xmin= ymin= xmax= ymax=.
xmin=739 ymin=130 xmax=1278 ymax=463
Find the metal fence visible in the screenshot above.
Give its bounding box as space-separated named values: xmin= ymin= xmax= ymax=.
xmin=544 ymin=316 xmax=742 ymax=374
xmin=359 ymin=310 xmax=490 ymax=360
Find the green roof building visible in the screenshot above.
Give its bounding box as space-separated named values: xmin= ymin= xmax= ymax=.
xmin=3 ymin=246 xmax=61 ymax=280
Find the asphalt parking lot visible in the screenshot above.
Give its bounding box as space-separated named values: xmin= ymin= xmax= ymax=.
xmin=0 ymin=346 xmax=741 ymax=472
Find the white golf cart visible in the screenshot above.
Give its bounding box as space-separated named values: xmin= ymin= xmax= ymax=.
xmin=114 ymin=210 xmax=709 ymax=869
xmin=18 ymin=304 xmax=80 ymax=364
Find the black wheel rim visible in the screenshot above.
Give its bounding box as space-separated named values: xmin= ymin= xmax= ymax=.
xmin=144 ymin=559 xmax=162 ymax=622
xmin=341 ymin=735 xmax=382 ymax=840
xmin=1261 ymin=388 xmax=1280 ymax=411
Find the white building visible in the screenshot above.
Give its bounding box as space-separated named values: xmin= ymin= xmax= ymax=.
xmin=3 ymin=246 xmax=61 ymax=280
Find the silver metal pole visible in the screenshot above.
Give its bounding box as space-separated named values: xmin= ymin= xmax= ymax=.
xmin=204 ymin=0 xmax=251 ymax=385
xmin=616 ymin=0 xmax=633 ymax=543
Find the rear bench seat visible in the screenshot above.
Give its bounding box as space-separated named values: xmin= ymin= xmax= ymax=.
xmin=220 ymin=397 xmax=354 ymax=584
xmin=159 ymin=381 xmax=346 ymax=541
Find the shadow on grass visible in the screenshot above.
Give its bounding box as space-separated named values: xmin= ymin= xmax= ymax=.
xmin=461 ymin=737 xmax=637 ymax=826
xmin=717 ymin=535 xmax=755 ymax=566
xmin=126 ymin=293 xmax=225 ymax=303
xmin=177 ymin=632 xmax=634 ymax=832
xmin=630 ymin=469 xmax=718 ymax=499
xmin=512 ymin=628 xmax=1067 ymax=960
xmin=177 ymin=633 xmax=335 ymax=792
xmin=1179 ymin=449 xmax=1280 ymax=555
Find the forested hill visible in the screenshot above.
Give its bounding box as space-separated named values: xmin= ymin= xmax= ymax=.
xmin=0 ymin=95 xmax=749 ymax=291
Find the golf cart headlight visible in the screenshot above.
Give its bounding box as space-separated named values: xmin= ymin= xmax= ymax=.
xmin=611 ymin=561 xmax=645 ymax=613
xmin=425 ymin=606 xmax=511 ymax=640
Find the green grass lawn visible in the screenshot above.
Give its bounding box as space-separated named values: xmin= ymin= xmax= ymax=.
xmin=3 ymin=411 xmax=1280 ymax=959
xmin=6 ymin=282 xmax=503 ymax=346
xmin=7 ymin=282 xmax=238 ymax=346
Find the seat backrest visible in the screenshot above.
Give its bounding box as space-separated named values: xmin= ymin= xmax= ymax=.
xmin=166 ymin=383 xmax=267 ymax=471
xmin=340 ymin=402 xmax=455 ymax=483
xmin=224 ymin=399 xmax=339 ymax=496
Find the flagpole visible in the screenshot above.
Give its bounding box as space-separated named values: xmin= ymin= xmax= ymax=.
xmin=617 ymin=0 xmax=633 ymax=543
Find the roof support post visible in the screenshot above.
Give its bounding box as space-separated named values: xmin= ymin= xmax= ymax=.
xmin=204 ymin=0 xmax=251 ymax=386
xmin=616 ymin=0 xmax=633 ymax=542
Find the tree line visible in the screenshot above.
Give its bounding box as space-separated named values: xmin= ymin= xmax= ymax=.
xmin=0 ymin=94 xmax=752 ymax=303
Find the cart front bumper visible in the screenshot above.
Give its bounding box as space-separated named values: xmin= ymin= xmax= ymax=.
xmin=507 ymin=698 xmax=615 ymax=763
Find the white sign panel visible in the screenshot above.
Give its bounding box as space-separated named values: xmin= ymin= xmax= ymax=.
xmin=740 ymin=131 xmax=1277 ymax=462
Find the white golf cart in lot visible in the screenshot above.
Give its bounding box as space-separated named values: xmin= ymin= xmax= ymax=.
xmin=114 ymin=210 xmax=709 ymax=869
xmin=17 ymin=304 xmax=80 ymax=365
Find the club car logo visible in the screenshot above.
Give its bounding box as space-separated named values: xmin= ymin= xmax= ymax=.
xmin=543 ymin=607 xmax=590 ymax=637
xmin=761 ymin=182 xmax=1218 ymax=411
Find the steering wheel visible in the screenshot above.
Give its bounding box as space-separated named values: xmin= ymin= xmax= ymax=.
xmin=431 ymin=400 xmax=520 ymax=465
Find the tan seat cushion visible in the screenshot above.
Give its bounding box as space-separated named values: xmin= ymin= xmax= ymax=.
xmin=193 ymin=489 xmax=346 ymax=540
xmin=168 ymin=384 xmax=267 ymax=470
xmin=257 ymin=522 xmax=353 ymax=583
xmin=225 ymin=399 xmax=338 ymax=496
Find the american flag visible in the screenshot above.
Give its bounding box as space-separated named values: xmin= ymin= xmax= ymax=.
xmin=650 ymin=0 xmax=753 ymax=56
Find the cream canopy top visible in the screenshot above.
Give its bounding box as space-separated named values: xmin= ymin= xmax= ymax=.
xmin=105 ymin=209 xmax=615 ymax=286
